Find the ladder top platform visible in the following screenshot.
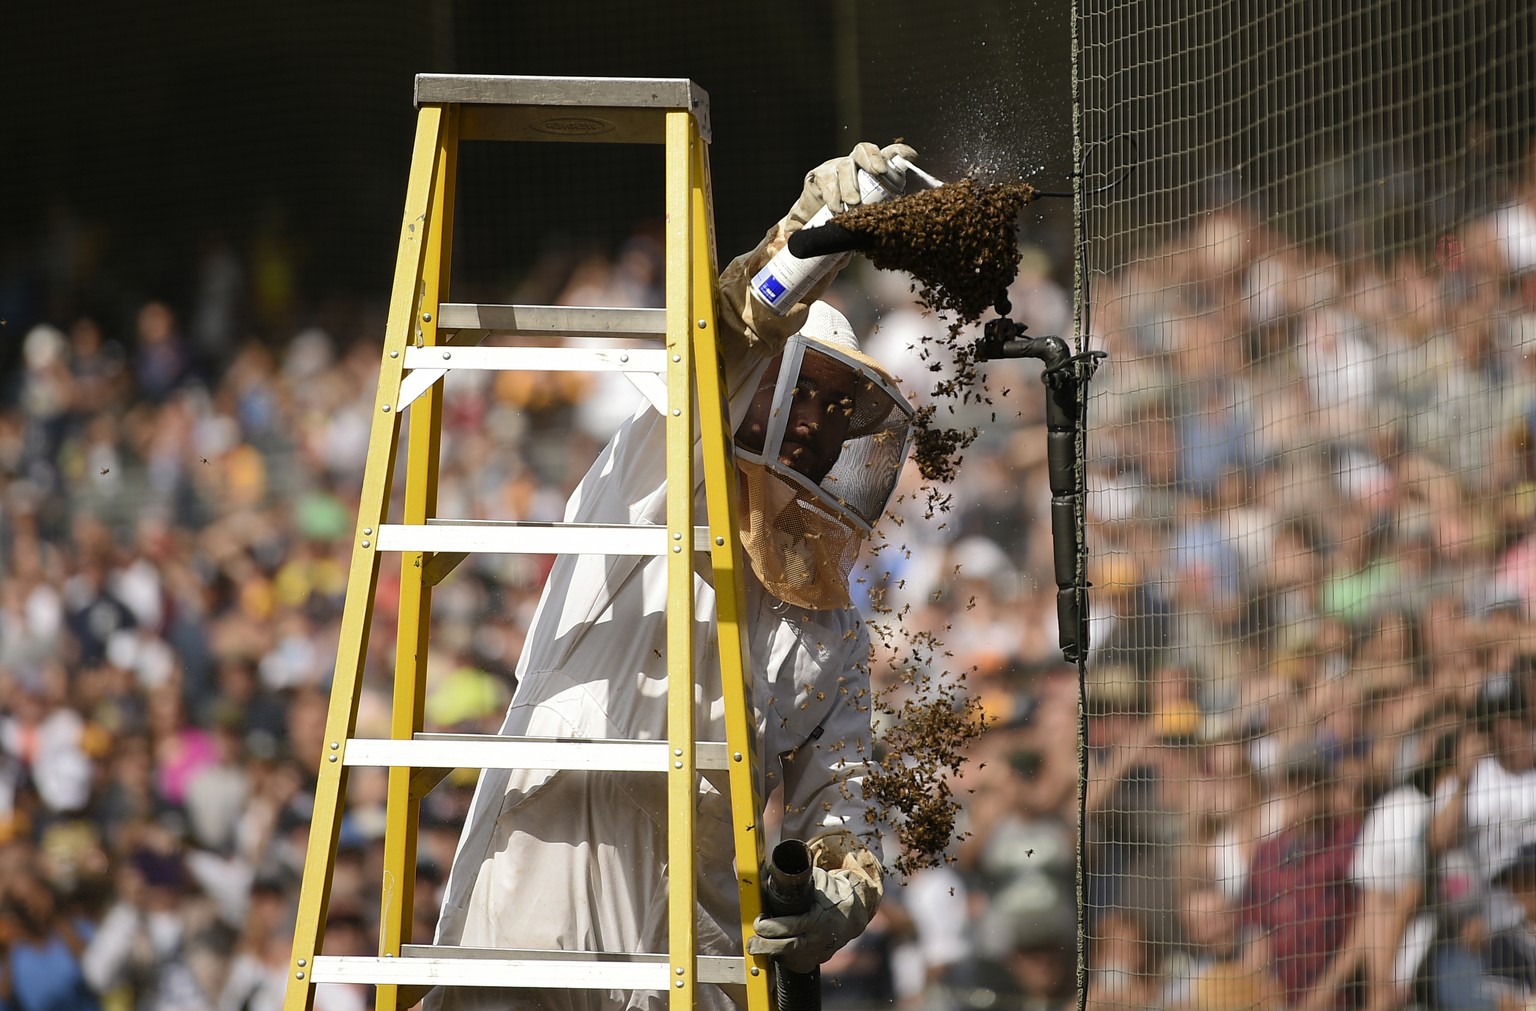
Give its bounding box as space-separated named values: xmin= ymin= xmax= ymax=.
xmin=415 ymin=75 xmax=710 ymax=143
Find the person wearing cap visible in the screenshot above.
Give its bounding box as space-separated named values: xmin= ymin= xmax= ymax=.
xmin=1464 ymin=671 xmax=1536 ymax=887
xmin=428 ymin=143 xmax=920 ymax=1011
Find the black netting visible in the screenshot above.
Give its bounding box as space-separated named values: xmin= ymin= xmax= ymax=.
xmin=1079 ymin=2 xmax=1536 ymax=1008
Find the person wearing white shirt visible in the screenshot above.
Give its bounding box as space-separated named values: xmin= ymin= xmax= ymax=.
xmin=1349 ymin=725 xmax=1479 ymax=1010
xmin=1464 ymin=674 xmax=1536 ymax=887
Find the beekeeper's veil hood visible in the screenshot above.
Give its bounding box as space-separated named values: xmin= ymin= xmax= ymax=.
xmin=734 ymin=301 xmax=914 ymax=611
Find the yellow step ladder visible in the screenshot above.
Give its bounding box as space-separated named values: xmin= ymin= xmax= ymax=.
xmin=283 ymin=74 xmax=772 ymax=1011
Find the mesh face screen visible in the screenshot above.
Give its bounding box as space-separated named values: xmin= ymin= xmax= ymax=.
xmin=735 ymin=337 xmax=914 ymax=531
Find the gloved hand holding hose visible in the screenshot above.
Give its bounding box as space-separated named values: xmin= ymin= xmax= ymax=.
xmin=718 ymin=143 xmax=917 ymax=354
xmin=746 ymin=830 xmax=884 ymax=975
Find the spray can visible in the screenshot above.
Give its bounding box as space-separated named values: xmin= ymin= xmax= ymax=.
xmin=749 ymin=155 xmax=938 ymax=316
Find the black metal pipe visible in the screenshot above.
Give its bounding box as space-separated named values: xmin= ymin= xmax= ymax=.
xmin=973 ymin=318 xmax=1099 ymax=664
xmin=762 ymin=840 xmax=821 ymax=1011
xmin=1046 ymin=432 xmax=1077 ymax=496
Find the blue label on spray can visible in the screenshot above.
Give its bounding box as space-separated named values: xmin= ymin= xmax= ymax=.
xmin=757 ymin=275 xmax=787 ymax=302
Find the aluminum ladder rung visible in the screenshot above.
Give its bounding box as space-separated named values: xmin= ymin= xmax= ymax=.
xmin=310 ymin=948 xmax=745 ymax=989
xmin=342 ymin=735 xmax=733 ymax=773
xmin=375 ymin=520 xmax=715 ymax=556
xmin=404 ymin=345 xmax=666 ymax=373
xmin=398 ymin=307 xmax=668 ymax=410
xmin=437 ymin=304 xmax=666 ymax=339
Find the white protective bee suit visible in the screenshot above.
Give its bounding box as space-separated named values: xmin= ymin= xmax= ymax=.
xmin=430 ymin=142 xmax=918 ymax=1011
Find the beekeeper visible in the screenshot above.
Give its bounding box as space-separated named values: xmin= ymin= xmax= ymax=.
xmin=430 ymin=141 xmax=920 ymax=1011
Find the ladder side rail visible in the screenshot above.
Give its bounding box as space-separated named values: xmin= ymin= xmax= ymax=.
xmin=689 ymin=136 xmax=775 ymax=1011
xmin=283 ymin=103 xmax=448 ymax=1011
xmin=377 ymin=101 xmax=460 ymax=1011
xmin=664 ymin=109 xmax=699 ymax=1011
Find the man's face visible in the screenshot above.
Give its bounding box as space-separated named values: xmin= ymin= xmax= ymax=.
xmin=736 ymin=349 xmax=858 ymax=484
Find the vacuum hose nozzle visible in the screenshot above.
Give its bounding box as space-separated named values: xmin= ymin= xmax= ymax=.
xmin=786 ymin=221 xmax=868 ymax=259
xmin=761 ymin=840 xmax=821 ymax=1011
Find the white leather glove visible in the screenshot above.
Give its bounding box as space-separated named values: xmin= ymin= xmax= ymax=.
xmin=786 ymin=141 xmax=920 ymax=229
xmin=745 ymin=831 xmax=883 ymax=974
xmin=718 ymin=143 xmax=919 ymax=356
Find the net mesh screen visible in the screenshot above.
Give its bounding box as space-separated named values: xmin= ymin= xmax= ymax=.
xmin=1079 ymin=1 xmax=1536 ymax=1008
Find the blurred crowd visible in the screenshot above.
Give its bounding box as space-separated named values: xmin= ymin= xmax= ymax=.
xmin=4 ymin=140 xmax=1536 ymax=1011
xmin=1055 ymin=138 xmax=1536 ymax=1011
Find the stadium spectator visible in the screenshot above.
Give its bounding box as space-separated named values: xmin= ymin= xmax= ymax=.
xmin=1157 ymin=885 xmax=1284 ymax=1011
xmin=81 ymin=827 xmax=212 ymax=1009
xmin=0 ymin=868 xmax=98 ymax=1011
xmin=1464 ymin=673 xmax=1536 ymax=885
xmin=1349 ymin=725 xmax=1479 ymax=1009
xmin=1486 ymin=841 xmax=1536 ymax=1003
xmin=1238 ymin=739 xmax=1364 ymax=1010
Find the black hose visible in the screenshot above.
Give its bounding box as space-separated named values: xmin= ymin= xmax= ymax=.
xmin=762 ymin=840 xmax=821 ymax=1011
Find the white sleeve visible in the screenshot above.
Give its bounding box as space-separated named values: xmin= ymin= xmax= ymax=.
xmin=1350 ymin=792 xmax=1424 ymax=893
xmin=779 ymin=623 xmax=880 ymax=856
xmin=1462 ymin=758 xmax=1509 ymax=873
xmin=1462 ymin=760 xmax=1493 ymax=833
xmin=80 ymin=903 xmax=141 ymax=992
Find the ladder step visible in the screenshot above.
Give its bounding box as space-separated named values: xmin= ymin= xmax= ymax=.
xmin=376 ymin=520 xmax=715 ymax=556
xmin=310 ymin=948 xmax=744 ymax=988
xmin=415 ymin=75 xmax=706 ymax=114
xmin=399 ymin=306 xmax=667 ymax=412
xmin=404 ymin=344 xmax=667 ymax=373
xmin=437 ymin=304 xmax=666 ymax=339
xmin=414 ymin=75 xmax=711 ymax=144
xmin=342 ymin=735 xmax=732 ymax=772
xmin=397 ymin=341 xmax=669 ymax=412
